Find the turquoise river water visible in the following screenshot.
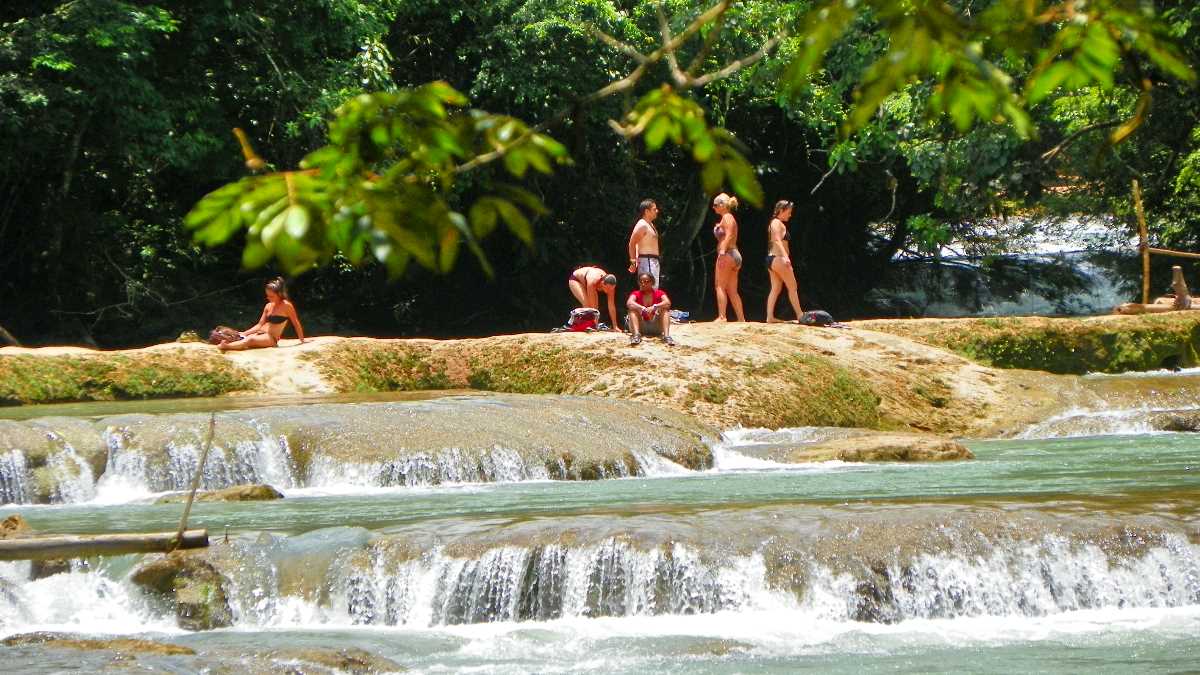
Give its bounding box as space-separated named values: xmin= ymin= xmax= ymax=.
xmin=0 ymin=382 xmax=1197 ymax=673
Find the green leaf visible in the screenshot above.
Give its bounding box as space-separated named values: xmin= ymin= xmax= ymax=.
xmin=470 ymin=200 xmax=498 ymax=237
xmin=493 ymin=199 xmax=532 ymax=245
xmin=1026 ymin=61 xmax=1075 ymax=103
xmin=283 ymin=205 xmax=310 ymax=239
xmin=525 ymin=148 xmax=552 ymax=174
xmin=439 ymin=224 xmax=461 ymax=273
xmin=724 ymin=155 xmax=764 ymax=208
xmin=241 ymin=242 xmax=271 ymax=269
xmin=700 ymin=158 xmax=725 ymax=196
xmin=504 ymin=149 xmax=528 ymax=177
xmin=262 ymin=209 xmax=288 ymax=249
xmin=530 ymin=134 xmax=568 ymax=158
xmin=692 ymin=134 xmax=717 ymax=162
xmin=645 ymin=114 xmax=672 ymax=152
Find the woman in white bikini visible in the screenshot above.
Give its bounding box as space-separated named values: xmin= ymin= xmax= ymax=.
xmin=712 ymin=193 xmax=745 ymax=322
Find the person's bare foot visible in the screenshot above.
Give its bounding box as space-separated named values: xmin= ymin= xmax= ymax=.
xmin=714 ymin=317 xmax=727 ymax=323
xmin=766 ymin=317 xmax=784 ymax=323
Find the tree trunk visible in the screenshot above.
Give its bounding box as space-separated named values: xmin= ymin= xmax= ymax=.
xmin=42 ymin=114 xmax=91 ymax=332
xmin=0 ymin=529 xmax=209 ymax=561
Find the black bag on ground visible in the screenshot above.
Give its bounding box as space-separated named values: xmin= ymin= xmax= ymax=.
xmin=799 ymin=310 xmax=835 ymax=326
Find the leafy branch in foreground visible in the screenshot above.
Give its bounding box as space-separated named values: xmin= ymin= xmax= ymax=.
xmin=184 ymin=0 xmax=1193 ymax=277
xmin=185 ymin=83 xmax=567 ymax=277
xmin=784 ymin=0 xmax=1194 ymax=139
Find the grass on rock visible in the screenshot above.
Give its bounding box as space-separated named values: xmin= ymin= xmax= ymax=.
xmin=0 ymin=351 xmax=256 ymax=405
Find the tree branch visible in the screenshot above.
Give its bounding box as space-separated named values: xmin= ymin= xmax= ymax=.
xmin=657 ymin=4 xmax=688 ymax=87
xmin=588 ymin=27 xmax=647 ymax=63
xmin=810 ymin=157 xmax=841 ymax=194
xmin=689 ymin=32 xmax=787 ymax=87
xmin=457 ymin=1 xmax=745 ymax=176
xmin=1040 ymin=120 xmax=1122 ymax=163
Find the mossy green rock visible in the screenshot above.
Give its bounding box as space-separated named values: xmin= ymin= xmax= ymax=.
xmin=131 ymin=552 xmax=233 ymax=631
xmin=860 ymin=314 xmax=1200 ymax=375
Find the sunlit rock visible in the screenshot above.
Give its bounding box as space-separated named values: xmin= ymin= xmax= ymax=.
xmin=131 ymin=551 xmax=233 ymax=631
xmin=155 ymin=483 xmax=284 ymax=504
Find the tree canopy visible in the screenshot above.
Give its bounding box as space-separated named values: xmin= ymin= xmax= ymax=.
xmin=1 ymin=0 xmax=1196 ymax=346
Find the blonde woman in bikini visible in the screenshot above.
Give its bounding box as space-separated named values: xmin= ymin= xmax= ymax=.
xmin=712 ymin=193 xmax=745 ymax=322
xmin=765 ymin=199 xmax=804 ymax=323
xmin=218 ymin=277 xmax=306 ymax=351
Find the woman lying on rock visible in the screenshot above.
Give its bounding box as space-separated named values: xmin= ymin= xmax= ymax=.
xmin=217 ymin=277 xmax=306 ymax=350
xmin=1114 ymin=265 xmax=1195 ymax=315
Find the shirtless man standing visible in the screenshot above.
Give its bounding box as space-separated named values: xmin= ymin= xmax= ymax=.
xmin=627 ymin=199 xmax=661 ymax=288
xmin=568 ymin=266 xmax=621 ymax=330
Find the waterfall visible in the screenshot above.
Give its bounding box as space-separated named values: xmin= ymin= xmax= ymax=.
xmin=322 ymin=540 xmax=779 ymax=627
xmin=305 ymin=445 xmax=554 ymax=488
xmin=0 ymin=450 xmax=30 ymax=505
xmin=175 ymin=532 xmax=1200 ymax=629
xmin=0 ymin=395 xmax=712 ymax=502
xmin=0 ymin=560 xmax=173 ymax=635
xmin=44 ymin=433 xmax=95 ymax=504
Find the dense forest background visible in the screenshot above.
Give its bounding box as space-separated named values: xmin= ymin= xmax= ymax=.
xmin=2 ymin=0 xmax=1198 ymax=347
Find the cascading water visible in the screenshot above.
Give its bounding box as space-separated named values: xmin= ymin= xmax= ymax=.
xmin=0 ymin=450 xmax=29 ymax=505
xmin=1 ymin=390 xmax=1197 ymax=672
xmin=0 ymin=395 xmax=713 ymax=504
xmin=866 ymin=251 xmax=1135 ymax=318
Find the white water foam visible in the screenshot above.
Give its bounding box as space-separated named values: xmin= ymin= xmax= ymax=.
xmin=1018 ymin=406 xmax=1190 ymax=439
xmin=201 ymin=534 xmax=1200 ymax=630
xmin=304 ymin=445 xmax=553 ymax=490
xmin=0 ymin=562 xmax=179 ymax=638
xmin=711 ymin=427 xmax=866 ymax=472
xmin=0 ymin=449 xmax=30 ymax=505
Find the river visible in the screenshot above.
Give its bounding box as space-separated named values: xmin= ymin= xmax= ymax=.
xmin=0 ymin=382 xmax=1197 ymax=673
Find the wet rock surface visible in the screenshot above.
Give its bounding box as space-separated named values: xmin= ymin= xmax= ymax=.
xmin=1147 ymin=409 xmax=1200 ymax=432
xmin=1 ymin=394 xmax=718 ymax=503
xmin=788 ymin=432 xmax=974 ymax=463
xmin=260 ymin=647 xmax=406 ymax=673
xmin=131 ymin=551 xmax=234 ymax=631
xmin=1 ymin=631 xmax=196 ymax=655
xmin=156 ymin=483 xmax=284 ymax=504
xmin=1 ymin=513 xmax=29 ymax=538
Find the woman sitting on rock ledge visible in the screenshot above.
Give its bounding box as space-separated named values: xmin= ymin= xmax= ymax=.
xmin=217 ymin=277 xmax=306 ymax=351
xmin=1114 ymin=265 xmax=1195 ymax=315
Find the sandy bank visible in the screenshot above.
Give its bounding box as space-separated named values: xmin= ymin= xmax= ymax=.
xmin=2 ymin=321 xmax=1078 ymax=436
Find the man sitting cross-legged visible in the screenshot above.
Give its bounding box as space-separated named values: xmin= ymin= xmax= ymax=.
xmin=627 ymin=272 xmax=675 ymax=346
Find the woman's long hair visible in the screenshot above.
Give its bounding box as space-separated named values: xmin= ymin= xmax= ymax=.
xmin=265 ymin=276 xmax=289 ymax=300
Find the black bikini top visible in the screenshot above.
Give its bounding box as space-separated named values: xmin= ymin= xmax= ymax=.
xmin=267 ymin=315 xmax=288 ymax=325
